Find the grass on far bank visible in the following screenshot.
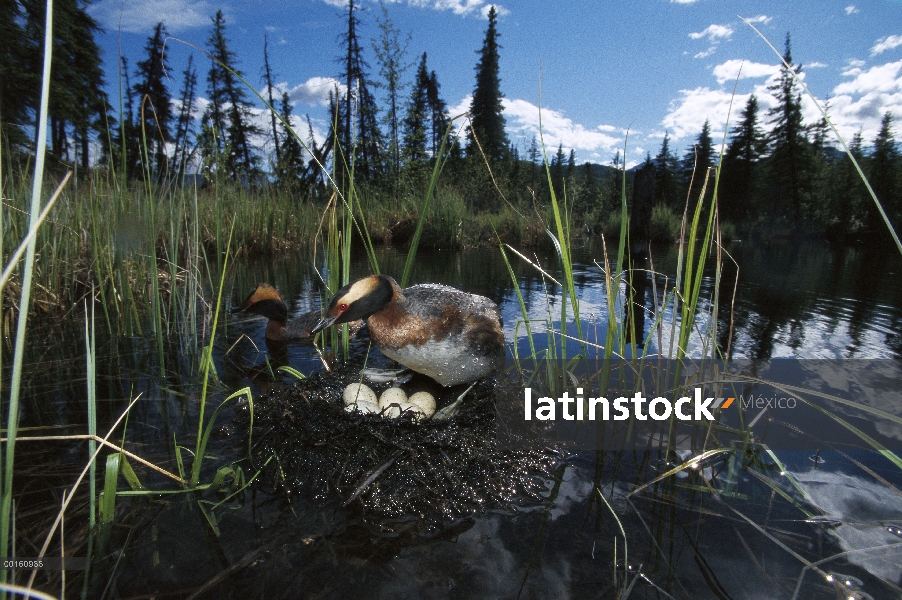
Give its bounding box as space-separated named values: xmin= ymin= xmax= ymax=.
xmin=0 ymin=159 xmax=600 ymax=333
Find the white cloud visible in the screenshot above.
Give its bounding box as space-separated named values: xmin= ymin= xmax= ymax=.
xmin=844 ymin=5 xmax=859 ymax=15
xmin=447 ymin=95 xmax=627 ymax=162
xmin=662 ymin=57 xmax=902 ymax=148
xmin=834 ymin=60 xmax=902 ymax=96
xmin=688 ymin=24 xmax=733 ymax=59
xmin=670 ymin=0 xmax=699 ymax=4
xmin=689 ymin=24 xmax=734 ymax=42
xmin=806 ymin=61 xmax=828 ymax=69
xmin=871 ymin=35 xmax=902 ymax=57
xmin=746 ymin=15 xmax=772 ymax=25
xmin=90 ymin=0 xmax=213 ymax=33
xmin=501 ymin=98 xmax=624 ymax=160
xmin=287 ymin=77 xmax=345 ymax=107
xmin=323 ymin=0 xmax=507 ymax=17
xmin=660 ymin=87 xmax=742 ymax=142
xmin=829 ymin=61 xmax=902 ymax=140
xmin=712 ymin=59 xmax=780 ymax=84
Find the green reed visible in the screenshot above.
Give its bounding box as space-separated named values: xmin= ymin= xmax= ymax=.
xmin=1 ymin=0 xmax=56 ymax=583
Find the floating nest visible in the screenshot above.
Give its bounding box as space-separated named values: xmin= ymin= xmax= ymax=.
xmin=241 ymin=363 xmax=561 ymax=520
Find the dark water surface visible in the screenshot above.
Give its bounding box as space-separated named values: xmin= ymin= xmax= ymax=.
xmin=13 ymin=238 xmax=902 ymax=599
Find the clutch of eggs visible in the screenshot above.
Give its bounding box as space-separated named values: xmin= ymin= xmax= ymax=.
xmin=343 ymin=383 xmax=436 ymax=420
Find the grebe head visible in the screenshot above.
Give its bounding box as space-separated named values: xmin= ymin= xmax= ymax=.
xmin=311 ymin=274 xmax=395 ymax=333
xmin=233 ymin=283 xmax=289 ymax=322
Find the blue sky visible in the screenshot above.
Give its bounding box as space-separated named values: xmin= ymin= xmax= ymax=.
xmin=90 ymin=0 xmax=902 ymax=167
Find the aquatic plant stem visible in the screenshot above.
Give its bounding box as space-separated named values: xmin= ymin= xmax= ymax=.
xmin=1 ymin=0 xmax=54 ymax=574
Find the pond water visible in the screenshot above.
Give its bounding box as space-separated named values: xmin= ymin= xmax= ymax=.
xmin=12 ymin=237 xmax=902 ymax=599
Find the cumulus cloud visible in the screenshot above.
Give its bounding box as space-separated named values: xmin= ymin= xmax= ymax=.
xmin=502 ymin=98 xmax=623 ymax=156
xmin=871 ymin=35 xmax=902 ymax=57
xmin=845 ymin=5 xmax=859 ymax=15
xmin=688 ymin=24 xmax=733 ymax=59
xmin=806 ymin=61 xmax=828 ymax=69
xmin=661 ymin=56 xmax=901 ymax=147
xmin=712 ymin=59 xmax=780 ymax=84
xmin=286 ymin=77 xmax=345 ymax=107
xmin=689 ymin=24 xmax=734 ymax=42
xmin=446 ymin=95 xmax=627 ymax=162
xmin=660 ymin=87 xmax=740 ymax=141
xmin=830 ymin=61 xmax=902 ymax=139
xmin=746 ymin=15 xmax=772 ymax=25
xmin=90 ymin=0 xmax=213 ymax=33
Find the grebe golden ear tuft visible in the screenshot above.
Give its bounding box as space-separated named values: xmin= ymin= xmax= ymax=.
xmin=234 ymin=283 xmax=288 ymax=321
xmin=314 ymin=275 xmax=396 ymax=331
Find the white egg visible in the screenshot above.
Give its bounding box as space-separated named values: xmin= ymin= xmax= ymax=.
xmin=378 ymin=387 xmax=408 ymax=409
xmin=408 ymin=391 xmax=436 ymax=417
xmin=382 ymin=401 xmax=427 ymax=420
xmin=343 ymin=383 xmax=377 ymax=406
xmin=344 ymin=400 xmax=381 ymax=414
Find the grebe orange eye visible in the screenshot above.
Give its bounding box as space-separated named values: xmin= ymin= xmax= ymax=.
xmin=338 ymin=303 xmax=349 ymax=312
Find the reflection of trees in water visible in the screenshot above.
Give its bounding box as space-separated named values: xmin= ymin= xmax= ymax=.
xmin=708 ymin=241 xmax=902 ymax=359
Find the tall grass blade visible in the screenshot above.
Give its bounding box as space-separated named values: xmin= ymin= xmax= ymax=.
xmin=1 ymin=0 xmax=54 ymax=574
xmin=400 ymin=115 xmax=459 ymax=288
xmin=191 ymin=221 xmax=236 ymax=485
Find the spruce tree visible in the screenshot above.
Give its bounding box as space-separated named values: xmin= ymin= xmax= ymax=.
xmin=134 ymin=22 xmax=172 ymax=179
xmin=681 ymin=119 xmax=715 ymax=202
xmin=371 ymin=1 xmax=411 ymax=183
xmin=827 ymin=132 xmax=869 ymax=239
xmin=807 ymin=105 xmax=833 ymax=225
xmin=25 ymin=0 xmax=111 ymax=170
xmin=275 ymin=91 xmax=306 ymax=189
xmin=721 ymin=95 xmax=766 ymax=221
xmin=172 ymin=55 xmax=198 ymax=180
xmin=426 ymin=70 xmax=448 ymax=156
xmin=401 ymin=53 xmax=429 ymax=164
xmin=0 ymin=0 xmax=32 ymax=150
xmin=766 ymin=33 xmax=810 ymax=219
xmin=338 ymin=0 xmax=382 ymax=183
xmin=868 ymin=112 xmax=899 ymax=235
xmin=262 ymin=33 xmax=281 ymax=167
xmin=467 ymin=6 xmax=508 ymax=162
xmin=204 ymin=10 xmax=261 ymax=181
xmin=116 ymin=56 xmax=142 ymax=178
xmin=653 ymin=133 xmax=679 ymax=207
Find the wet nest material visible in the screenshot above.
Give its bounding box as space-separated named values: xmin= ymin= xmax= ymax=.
xmin=242 ymin=365 xmax=561 ymax=519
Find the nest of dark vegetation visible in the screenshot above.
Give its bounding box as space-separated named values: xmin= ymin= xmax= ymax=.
xmin=239 ymin=363 xmax=561 ymax=520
